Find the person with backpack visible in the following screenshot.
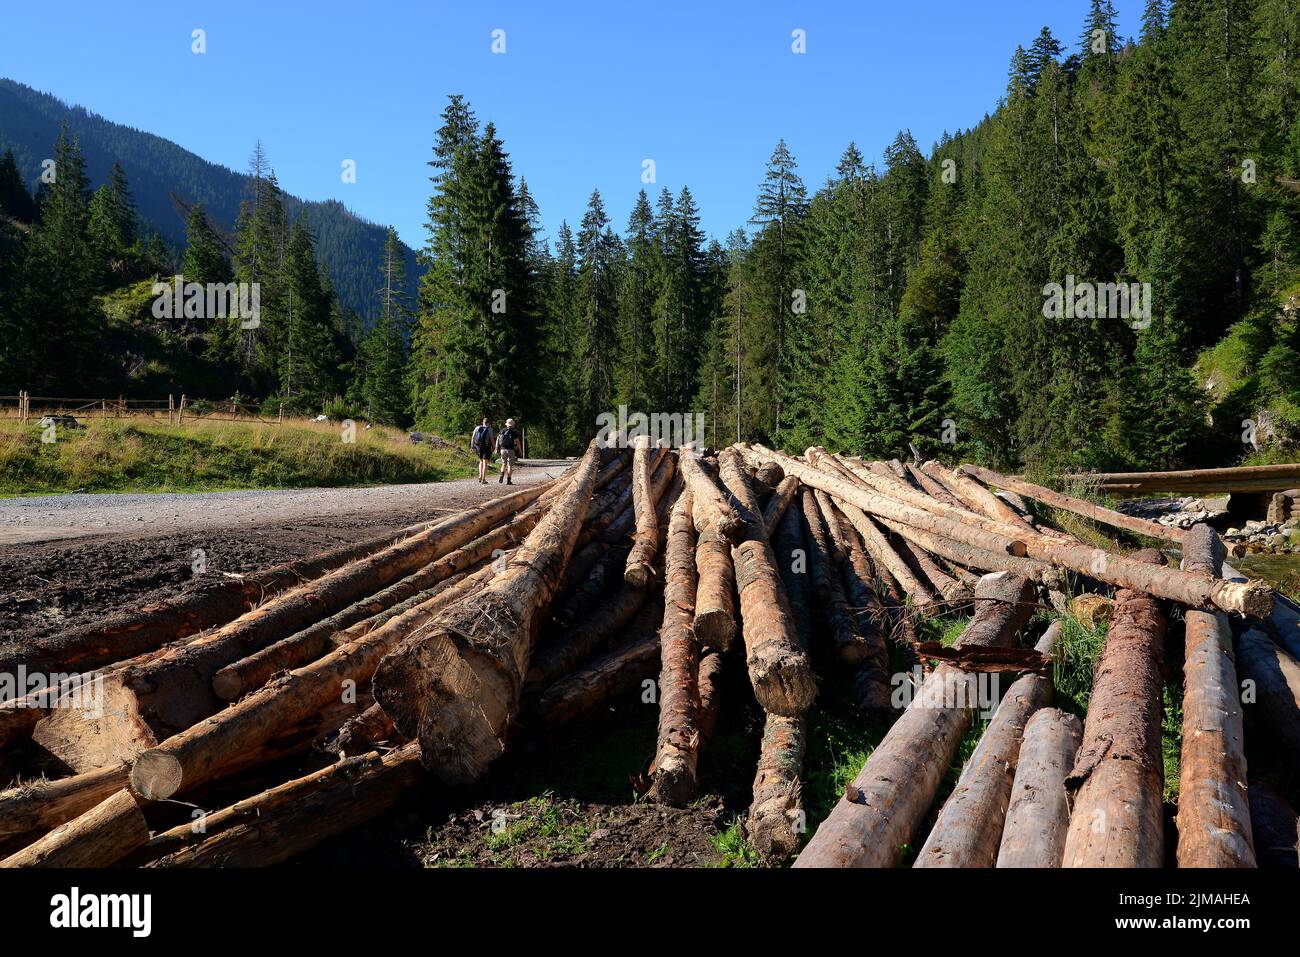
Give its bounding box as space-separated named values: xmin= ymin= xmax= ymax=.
xmin=471 ymin=417 xmax=495 ymax=484
xmin=495 ymin=418 xmax=521 ymax=485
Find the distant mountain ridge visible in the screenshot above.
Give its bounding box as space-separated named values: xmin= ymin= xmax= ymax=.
xmin=0 ymin=78 xmax=420 ymax=321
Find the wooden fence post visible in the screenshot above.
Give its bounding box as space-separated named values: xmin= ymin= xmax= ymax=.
xmin=278 ymin=402 xmax=284 ymax=425
xmin=178 ymin=394 xmax=187 ymax=427
xmin=168 ymin=394 xmax=174 ymax=426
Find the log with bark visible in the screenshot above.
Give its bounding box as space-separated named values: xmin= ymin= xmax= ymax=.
xmin=958 ymin=463 xmax=1183 ymax=544
xmin=1062 ymin=550 xmax=1167 ymax=868
xmin=799 ymin=488 xmax=871 ymax=664
xmin=148 ymin=744 xmax=424 ymax=868
xmin=761 ymin=474 xmax=800 ymax=533
xmin=1175 ymin=523 xmax=1255 ymax=868
xmin=528 ymin=480 xmax=681 ymax=686
xmin=649 ymin=489 xmax=703 ymax=806
xmin=750 ymin=444 xmax=1270 ymax=618
xmin=372 ymin=441 xmax=603 ymax=784
xmin=534 ymin=597 xmax=664 ymax=729
xmin=996 ymin=707 xmax=1084 ymax=868
xmin=679 ymin=449 xmax=746 ymax=544
xmin=1 ymin=788 xmax=149 ymax=868
xmin=827 ymin=508 xmax=894 ymax=713
xmin=746 ymin=713 xmax=807 ymax=860
xmin=915 ymin=622 xmax=1059 ymax=868
xmin=794 ymin=572 xmax=1037 ymax=867
xmin=716 ymin=449 xmax=816 ymax=717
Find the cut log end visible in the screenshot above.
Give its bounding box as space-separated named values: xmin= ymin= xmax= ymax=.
xmin=648 ymin=758 xmax=697 ymax=807
xmin=211 ymin=668 xmax=244 ymax=702
xmin=624 ymin=563 xmax=655 ymax=588
xmin=694 ymin=608 xmax=737 ymax=651
xmin=1215 ymin=578 xmax=1275 ymax=619
xmin=129 ymin=748 xmax=184 ymax=801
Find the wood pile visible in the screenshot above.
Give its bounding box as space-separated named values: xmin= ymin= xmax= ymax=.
xmin=1 ymin=439 xmax=1296 ymax=869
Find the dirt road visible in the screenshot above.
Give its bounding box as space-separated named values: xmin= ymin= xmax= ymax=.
xmin=0 ymin=463 xmax=567 ymax=644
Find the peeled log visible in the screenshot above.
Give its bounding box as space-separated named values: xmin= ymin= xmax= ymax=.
xmin=747 ymin=714 xmax=807 ymax=861
xmin=649 ymin=489 xmax=702 ymax=807
xmin=1063 ymin=550 xmax=1167 ymax=868
xmin=916 ymin=622 xmax=1059 ymax=868
xmin=1 ymin=788 xmax=149 ymax=868
xmin=921 ymin=460 xmax=1038 ymax=534
xmin=762 ymin=475 xmax=800 ymax=534
xmin=997 ymin=707 xmax=1084 ymax=868
xmin=747 ymin=444 xmax=1027 ymax=558
xmin=1176 ymin=523 xmax=1254 ymax=868
xmin=907 ymin=462 xmax=963 ymax=508
xmin=875 ymin=516 xmax=1064 ymax=589
xmin=959 ymin=462 xmax=1183 ymax=544
xmin=771 ymin=501 xmax=814 ymax=654
xmin=689 ymin=456 xmax=739 ymax=652
xmin=717 ymin=449 xmax=816 ymax=717
xmin=373 ymin=441 xmax=603 ymax=785
xmin=679 ymin=449 xmax=745 ymax=545
xmin=750 ymin=444 xmax=1269 ymax=618
xmin=794 ymin=572 xmax=1037 ymax=868
xmin=624 ymin=438 xmax=663 ymax=587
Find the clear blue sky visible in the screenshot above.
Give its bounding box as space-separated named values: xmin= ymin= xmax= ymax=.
xmin=1 ymin=0 xmax=1139 ymax=249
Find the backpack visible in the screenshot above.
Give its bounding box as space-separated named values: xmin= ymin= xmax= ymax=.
xmin=499 ymin=428 xmax=518 ymax=451
xmin=472 ymin=425 xmax=491 ymax=451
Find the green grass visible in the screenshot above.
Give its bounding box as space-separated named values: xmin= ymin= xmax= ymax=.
xmin=0 ymin=417 xmax=475 ymax=495
xmin=461 ymin=794 xmax=591 ymax=866
xmin=1050 ymin=612 xmax=1108 ymax=719
xmin=711 ymin=820 xmax=761 ymax=868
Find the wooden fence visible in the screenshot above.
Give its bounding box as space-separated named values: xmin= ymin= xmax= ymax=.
xmin=2 ymin=392 xmax=285 ymax=426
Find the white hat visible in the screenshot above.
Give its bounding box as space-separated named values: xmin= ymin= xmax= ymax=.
xmin=506 ymin=418 xmax=515 ymax=427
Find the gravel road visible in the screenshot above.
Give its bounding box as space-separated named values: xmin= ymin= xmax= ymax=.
xmin=0 ymin=463 xmax=565 ymax=547
xmin=0 ymin=462 xmax=574 ymax=643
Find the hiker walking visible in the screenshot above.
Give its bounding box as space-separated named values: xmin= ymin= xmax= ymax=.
xmin=471 ymin=416 xmax=495 ymax=484
xmin=496 ymin=418 xmax=521 ymax=485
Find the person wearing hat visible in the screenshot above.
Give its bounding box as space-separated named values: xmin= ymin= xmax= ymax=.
xmin=495 ymin=417 xmax=521 ymax=485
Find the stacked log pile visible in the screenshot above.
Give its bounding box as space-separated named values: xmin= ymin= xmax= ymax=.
xmin=2 ymin=440 xmax=1296 ymax=870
